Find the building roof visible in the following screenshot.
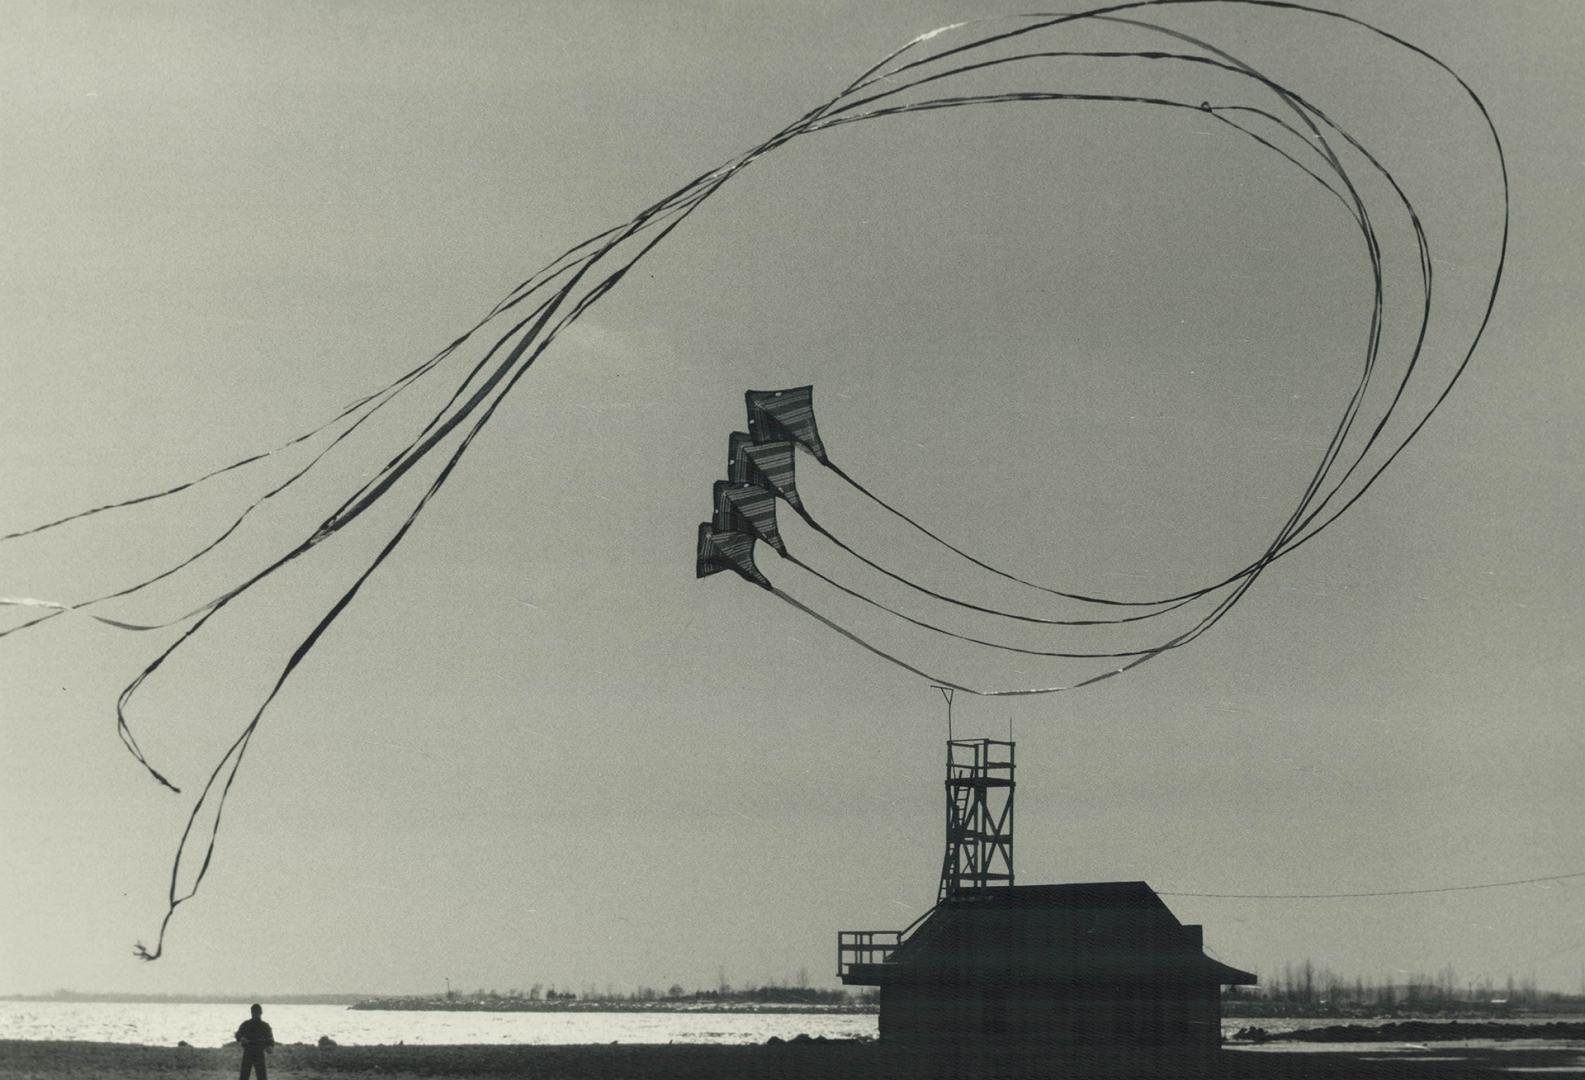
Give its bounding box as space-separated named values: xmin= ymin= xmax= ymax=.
xmin=847 ymin=881 xmax=1256 ymax=986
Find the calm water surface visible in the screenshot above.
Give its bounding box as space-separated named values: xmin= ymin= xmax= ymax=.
xmin=0 ymin=1001 xmax=876 ymax=1047
xmin=3 ymin=1003 xmax=1576 ymax=1050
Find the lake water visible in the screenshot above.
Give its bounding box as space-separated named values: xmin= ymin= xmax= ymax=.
xmin=2 ymin=1002 xmax=1577 ymax=1050
xmin=0 ymin=1000 xmax=877 ymax=1047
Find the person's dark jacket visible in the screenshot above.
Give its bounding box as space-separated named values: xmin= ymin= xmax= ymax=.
xmin=235 ymin=1018 xmax=274 ymax=1054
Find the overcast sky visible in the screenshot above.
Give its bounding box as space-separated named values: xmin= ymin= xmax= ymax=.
xmin=2 ymin=0 xmax=1581 ymax=999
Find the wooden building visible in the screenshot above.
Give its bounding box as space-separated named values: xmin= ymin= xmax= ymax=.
xmin=841 ymin=881 xmax=1256 ymax=1070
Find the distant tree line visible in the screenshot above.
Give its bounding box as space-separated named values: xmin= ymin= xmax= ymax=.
xmin=355 ymin=974 xmax=878 ymax=1012
xmin=1224 ymin=960 xmax=1585 ymax=1018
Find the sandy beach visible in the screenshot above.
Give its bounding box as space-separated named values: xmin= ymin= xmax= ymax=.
xmin=5 ymin=1040 xmax=1585 ymax=1079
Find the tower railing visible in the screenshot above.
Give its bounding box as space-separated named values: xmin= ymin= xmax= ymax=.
xmin=837 ymin=930 xmax=903 ymax=978
xmin=836 ymin=904 xmax=938 ymax=978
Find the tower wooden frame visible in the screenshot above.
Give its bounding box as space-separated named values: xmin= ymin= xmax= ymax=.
xmin=938 ymin=738 xmax=1015 ymax=902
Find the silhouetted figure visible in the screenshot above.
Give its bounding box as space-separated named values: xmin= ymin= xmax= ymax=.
xmin=235 ymin=1003 xmax=274 ymax=1080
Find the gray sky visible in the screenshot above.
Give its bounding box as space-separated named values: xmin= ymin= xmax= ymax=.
xmin=2 ymin=0 xmax=1581 ymax=998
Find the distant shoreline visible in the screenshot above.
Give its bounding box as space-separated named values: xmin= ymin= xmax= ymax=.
xmin=348 ymin=998 xmax=877 ymax=1014
xmin=1229 ymin=1019 xmax=1585 ymax=1044
xmin=0 ymin=994 xmax=876 ymax=1015
xmin=0 ymin=993 xmax=367 ymax=1006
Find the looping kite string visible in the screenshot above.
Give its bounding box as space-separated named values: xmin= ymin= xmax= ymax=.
xmin=0 ymin=2 xmax=1507 ymax=959
xmin=697 ymin=8 xmax=1506 ymax=694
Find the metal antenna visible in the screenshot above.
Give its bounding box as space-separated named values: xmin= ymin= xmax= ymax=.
xmin=933 ymin=685 xmax=954 ymax=741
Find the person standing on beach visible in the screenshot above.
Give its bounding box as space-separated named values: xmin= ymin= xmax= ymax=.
xmin=235 ymin=1003 xmax=274 ymax=1080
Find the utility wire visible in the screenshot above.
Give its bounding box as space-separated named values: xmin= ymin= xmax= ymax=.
xmin=1160 ymin=871 xmax=1585 ymax=900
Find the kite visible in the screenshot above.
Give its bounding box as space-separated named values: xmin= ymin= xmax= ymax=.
xmin=0 ymin=2 xmax=1508 ymax=959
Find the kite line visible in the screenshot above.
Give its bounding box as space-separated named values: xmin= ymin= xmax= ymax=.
xmin=0 ymin=2 xmax=1507 ymax=958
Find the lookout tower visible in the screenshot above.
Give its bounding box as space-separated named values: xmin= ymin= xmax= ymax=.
xmin=939 ymin=738 xmax=1015 ymax=902
xmin=838 ymin=719 xmax=1256 ymax=1073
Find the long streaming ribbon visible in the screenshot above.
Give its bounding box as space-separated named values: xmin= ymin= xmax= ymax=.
xmin=691 ymin=8 xmax=1506 ymax=691
xmin=0 ymin=3 xmax=1507 ymax=958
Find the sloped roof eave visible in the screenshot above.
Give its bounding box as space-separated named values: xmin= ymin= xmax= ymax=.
xmin=1201 ymin=956 xmax=1258 ymax=985
xmin=844 ymin=882 xmax=1258 ymax=987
